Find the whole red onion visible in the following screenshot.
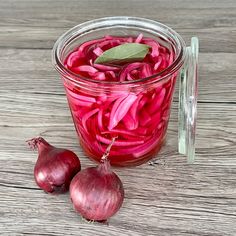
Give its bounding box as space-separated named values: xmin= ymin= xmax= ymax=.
xmin=70 ymin=138 xmax=124 ymax=221
xmin=27 ymin=137 xmax=81 ymax=194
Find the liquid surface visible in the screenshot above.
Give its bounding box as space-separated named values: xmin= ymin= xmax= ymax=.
xmin=65 ymin=34 xmax=174 ymax=82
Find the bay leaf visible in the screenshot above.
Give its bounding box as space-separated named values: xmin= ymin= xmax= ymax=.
xmin=94 ymin=43 xmax=150 ymax=65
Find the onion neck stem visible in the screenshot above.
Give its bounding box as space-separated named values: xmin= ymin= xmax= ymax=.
xmin=101 ymin=137 xmax=117 ymax=161
xmin=26 ymin=137 xmax=52 ymax=152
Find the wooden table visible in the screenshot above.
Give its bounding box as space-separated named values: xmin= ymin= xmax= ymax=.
xmin=1 ymin=1 xmax=236 ymax=235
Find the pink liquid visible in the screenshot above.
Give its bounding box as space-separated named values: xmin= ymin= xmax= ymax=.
xmin=63 ymin=34 xmax=177 ymax=166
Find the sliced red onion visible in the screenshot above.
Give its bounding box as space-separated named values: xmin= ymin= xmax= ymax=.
xmin=148 ymin=88 xmax=166 ymax=114
xmin=97 ymin=108 xmax=104 ymax=130
xmin=101 ymin=128 xmax=144 ymax=137
xmin=96 ymin=133 xmax=159 ymax=157
xmin=143 ymin=39 xmax=160 ymax=57
xmin=106 ymin=71 xmax=116 ymax=80
xmin=64 ymin=35 xmax=176 ymax=164
xmin=82 ymin=108 xmax=99 ymax=133
xmin=132 ymin=132 xmax=162 ymax=158
xmin=98 ymin=39 xmax=121 ymax=49
xmin=78 ymin=38 xmax=105 ymax=52
xmin=66 ymin=51 xmax=82 ymax=67
xmin=94 ymin=72 xmax=106 ymax=80
xmin=69 ymin=99 xmax=93 ymax=108
xmin=154 ymin=57 xmax=163 ymax=71
xmin=126 ymin=73 xmax=134 ymax=81
xmin=93 ymin=63 xmax=120 ymax=71
xmin=127 ymin=37 xmax=133 ymax=43
xmin=130 ymin=94 xmax=142 ymax=119
xmin=139 ymin=110 xmax=152 ymax=127
xmin=120 ymin=63 xmax=144 ymax=82
xmin=122 ymin=94 xmax=142 ymax=130
xmin=77 ymin=65 xmax=98 ymax=74
xmin=93 ymin=47 xmax=103 ymax=56
xmin=135 ymin=33 xmax=143 ymax=43
xmin=96 ymin=134 xmax=144 ymax=147
xmin=141 ymin=63 xmax=153 ymax=77
xmin=136 ymin=127 xmax=148 ymax=135
xmin=66 ymin=89 xmax=96 ymax=103
xmin=108 ymin=94 xmax=137 ymax=130
xmin=123 ymin=112 xmax=138 ymax=130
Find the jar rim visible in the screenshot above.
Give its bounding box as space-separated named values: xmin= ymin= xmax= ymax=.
xmin=52 ymin=16 xmax=186 ymax=87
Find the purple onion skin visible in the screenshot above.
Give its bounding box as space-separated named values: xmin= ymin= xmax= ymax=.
xmin=28 ymin=137 xmax=81 ymax=194
xmin=70 ymin=159 xmax=124 ymax=221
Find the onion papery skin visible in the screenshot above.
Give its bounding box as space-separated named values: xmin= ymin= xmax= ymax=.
xmin=28 ymin=137 xmax=81 ymax=194
xmin=70 ymin=159 xmax=124 ymax=221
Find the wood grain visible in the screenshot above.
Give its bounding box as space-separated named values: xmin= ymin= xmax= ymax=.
xmin=0 ymin=49 xmax=235 ymax=102
xmin=0 ymin=0 xmax=236 ymax=235
xmin=0 ymin=1 xmax=235 ymax=52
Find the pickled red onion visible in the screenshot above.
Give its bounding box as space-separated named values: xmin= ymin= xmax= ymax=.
xmin=64 ymin=34 xmax=176 ymax=164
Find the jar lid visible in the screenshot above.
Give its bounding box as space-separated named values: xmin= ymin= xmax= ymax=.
xmin=178 ymin=37 xmax=199 ymax=163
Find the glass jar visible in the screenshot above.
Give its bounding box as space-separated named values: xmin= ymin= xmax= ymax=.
xmin=52 ymin=16 xmax=198 ymax=166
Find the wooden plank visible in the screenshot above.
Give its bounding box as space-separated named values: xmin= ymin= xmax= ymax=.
xmin=0 ymin=98 xmax=236 ymax=163
xmin=1 ymin=4 xmax=235 ymax=29
xmin=1 ymin=26 xmax=235 ymax=54
xmin=0 ymin=92 xmax=235 ymax=158
xmin=0 ymin=49 xmax=235 ymax=103
xmin=1 ymin=0 xmax=236 ymax=11
xmin=0 ymin=1 xmax=235 ymax=52
xmin=0 ymin=164 xmax=235 ymax=236
xmin=0 ymin=102 xmax=236 ymax=235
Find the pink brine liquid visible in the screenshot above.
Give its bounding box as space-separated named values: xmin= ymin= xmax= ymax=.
xmin=63 ymin=34 xmax=177 ymax=166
